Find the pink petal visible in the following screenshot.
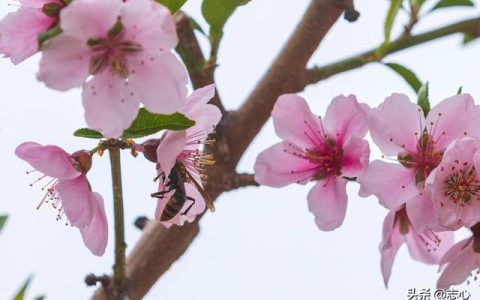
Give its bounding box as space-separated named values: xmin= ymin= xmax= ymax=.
xmin=121 ymin=0 xmax=177 ymax=51
xmin=80 ymin=192 xmax=108 ymax=256
xmin=307 ymin=178 xmax=348 ymax=231
xmin=369 ymin=93 xmax=425 ymax=156
xmin=323 ymin=95 xmax=369 ymax=144
xmin=437 ymin=242 xmax=478 ymax=289
xmin=60 ymin=0 xmax=121 ymax=41
xmin=128 ymin=52 xmax=188 ymax=114
xmin=55 ymin=176 xmax=93 ymax=228
xmin=406 ymin=191 xmax=438 ymax=234
xmin=405 ymin=229 xmax=454 ymax=264
xmin=37 ymin=34 xmax=90 ymax=91
xmin=82 ymin=71 xmax=140 ymax=138
xmin=15 ymin=142 xmax=80 ymax=180
xmin=341 ymin=136 xmax=370 ymax=177
xmin=440 ymin=237 xmax=472 ymax=267
xmin=254 ymin=142 xmax=318 ymax=187
xmin=380 ymin=211 xmax=404 ymax=288
xmin=156 ymin=131 xmax=187 ymax=178
xmin=380 ymin=210 xmax=396 ymax=251
xmin=272 ymin=94 xmax=324 ymax=150
xmin=0 ymin=8 xmax=53 ymax=64
xmin=181 ymin=84 xmax=221 ymax=132
xmin=179 ymin=85 xmax=221 ymax=146
xmin=357 ymin=160 xmax=417 ymax=210
xmin=427 ymin=94 xmax=480 ymax=150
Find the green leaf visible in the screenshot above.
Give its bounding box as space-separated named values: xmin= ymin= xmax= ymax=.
xmin=13 ymin=277 xmax=32 ymax=300
xmin=33 ymin=296 xmax=45 ymax=300
xmin=156 ymin=0 xmax=187 ymax=13
xmin=73 ymin=128 xmax=103 ymax=139
xmin=385 ymin=63 xmax=422 ymax=93
xmin=0 ymin=215 xmax=7 ymax=233
xmin=202 ymin=0 xmax=251 ymax=52
xmin=38 ymin=25 xmax=62 ymax=49
xmin=384 ymin=0 xmax=404 ymax=44
xmin=410 ymin=0 xmax=426 ymax=8
xmin=122 ymin=109 xmax=195 ymax=139
xmin=190 ymin=17 xmax=206 ymax=36
xmin=457 ymin=86 xmax=463 ymax=94
xmin=417 ymin=82 xmax=430 ymax=117
xmin=431 ymin=0 xmax=474 ymax=10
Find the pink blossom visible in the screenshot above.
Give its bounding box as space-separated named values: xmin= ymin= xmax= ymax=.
xmin=143 ymin=85 xmax=221 ymax=227
xmin=15 ymin=142 xmax=108 ymax=256
xmin=358 ymin=93 xmax=480 ymax=233
xmin=254 ymin=94 xmax=370 ymax=231
xmin=437 ymin=236 xmax=480 ymax=289
xmin=380 ymin=207 xmax=453 ymax=287
xmin=425 ymin=138 xmax=480 ymax=230
xmin=0 ymin=0 xmax=63 ymax=64
xmin=37 ymin=0 xmax=188 ymax=138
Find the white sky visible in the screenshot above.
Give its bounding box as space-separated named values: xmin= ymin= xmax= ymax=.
xmin=1 ymin=0 xmax=480 ymax=299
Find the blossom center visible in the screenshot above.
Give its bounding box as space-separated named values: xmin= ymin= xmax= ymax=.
xmin=306 ymin=140 xmax=344 ymax=180
xmin=443 ymin=165 xmax=480 ymax=205
xmin=87 ymin=20 xmax=143 ymax=78
xmin=399 ymin=133 xmax=442 ymax=183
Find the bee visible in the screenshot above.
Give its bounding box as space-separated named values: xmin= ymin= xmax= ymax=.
xmin=151 ymin=161 xmax=215 ymax=222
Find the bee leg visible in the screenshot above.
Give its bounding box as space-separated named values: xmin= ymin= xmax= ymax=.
xmin=151 ymin=186 xmax=175 ymax=199
xmin=182 ymin=196 xmax=196 ymax=215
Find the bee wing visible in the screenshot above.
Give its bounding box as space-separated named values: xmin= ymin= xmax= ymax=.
xmin=184 ymin=170 xmax=215 ymax=212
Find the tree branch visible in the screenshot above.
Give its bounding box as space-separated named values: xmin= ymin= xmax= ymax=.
xmin=91 ymin=1 xmax=348 ymax=299
xmin=222 ymin=0 xmax=350 ymax=168
xmin=307 ymin=17 xmax=480 ymax=84
xmin=175 ymin=11 xmax=226 ymax=114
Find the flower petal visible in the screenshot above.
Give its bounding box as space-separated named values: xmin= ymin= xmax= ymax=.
xmin=60 ymin=0 xmax=121 ymax=41
xmin=181 ymin=84 xmax=221 ymax=132
xmin=357 ymin=160 xmax=417 ymax=210
xmin=427 ymin=94 xmax=480 ymax=150
xmin=405 ymin=229 xmax=454 ymax=264
xmin=380 ymin=212 xmax=404 ymax=288
xmin=80 ymin=192 xmax=108 ymax=256
xmin=55 ymin=176 xmax=93 ymax=228
xmin=156 ymin=131 xmax=187 ymax=178
xmin=82 ymin=71 xmax=140 ymax=138
xmin=440 ymin=237 xmax=472 ymax=267
xmin=128 ymin=52 xmax=188 ymax=114
xmin=341 ymin=136 xmax=370 ymax=177
xmin=272 ymin=94 xmax=324 ymax=150
xmin=121 ymin=0 xmax=177 ymax=50
xmin=254 ymin=142 xmax=318 ymax=187
xmin=369 ymin=93 xmax=425 ymax=156
xmin=307 ymin=178 xmax=348 ymax=231
xmin=15 ymin=142 xmax=80 ymax=180
xmin=323 ymin=95 xmax=369 ymax=144
xmin=0 ymin=8 xmax=53 ymax=64
xmin=437 ymin=242 xmax=478 ymax=289
xmin=406 ymin=191 xmax=438 ymax=234
xmin=37 ymin=34 xmax=90 ymax=91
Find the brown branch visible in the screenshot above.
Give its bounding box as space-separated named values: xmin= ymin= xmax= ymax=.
xmin=306 ymin=17 xmax=480 ymax=84
xmin=92 ymin=1 xmax=350 ymax=299
xmin=175 ymin=11 xmax=226 ymax=114
xmin=223 ymin=0 xmax=350 ymax=168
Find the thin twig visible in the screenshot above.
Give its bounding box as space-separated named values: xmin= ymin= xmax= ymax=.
xmin=109 ymin=147 xmax=127 ymax=298
xmin=306 ymin=18 xmax=480 ymax=84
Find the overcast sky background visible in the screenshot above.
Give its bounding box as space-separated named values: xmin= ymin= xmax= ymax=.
xmin=1 ymin=0 xmax=480 ymax=299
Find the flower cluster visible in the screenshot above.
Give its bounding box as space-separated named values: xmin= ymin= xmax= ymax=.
xmin=255 ymin=92 xmax=480 ymax=289
xmin=4 ymin=0 xmax=221 ymax=256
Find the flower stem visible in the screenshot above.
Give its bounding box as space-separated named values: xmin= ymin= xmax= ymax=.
xmin=109 ymin=147 xmax=126 ymax=294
